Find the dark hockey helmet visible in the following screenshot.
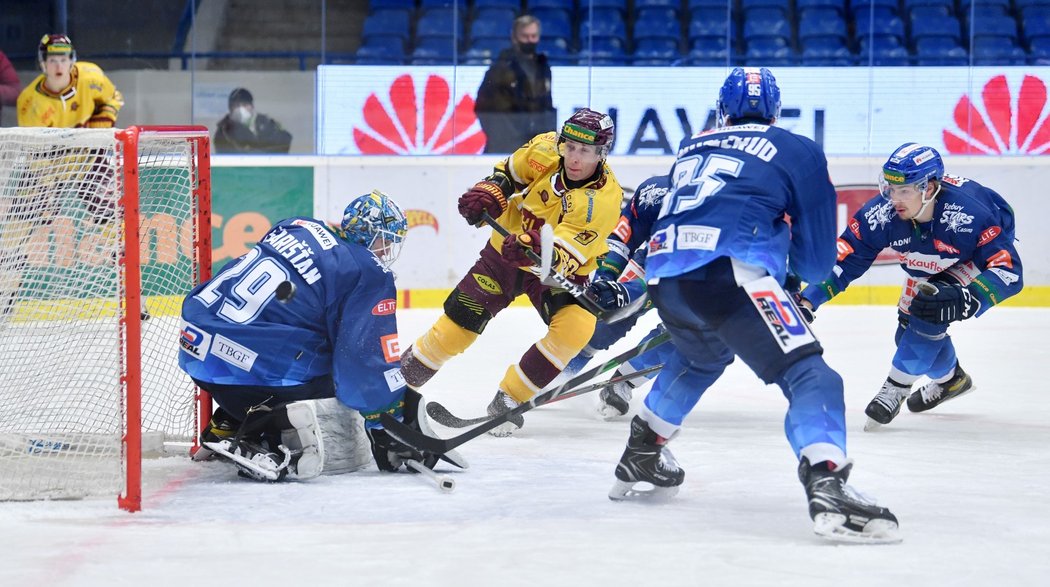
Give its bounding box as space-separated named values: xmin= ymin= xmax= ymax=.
xmin=338 ymin=190 xmax=408 ymax=268
xmin=717 ymin=67 xmax=781 ymax=127
xmin=38 ymin=34 xmax=76 ymax=65
xmin=559 ymin=108 xmax=615 ymax=157
xmin=879 ymin=143 xmax=944 ymax=200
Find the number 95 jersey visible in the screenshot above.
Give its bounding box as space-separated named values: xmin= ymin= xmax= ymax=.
xmin=178 ymin=217 xmax=404 ymax=410
xmin=647 ymin=124 xmax=838 ymax=286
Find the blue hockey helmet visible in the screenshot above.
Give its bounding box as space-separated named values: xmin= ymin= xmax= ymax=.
xmin=716 ymin=67 xmax=781 ymax=127
xmin=879 ymin=143 xmax=944 ymax=200
xmin=338 ymin=190 xmax=408 ymax=268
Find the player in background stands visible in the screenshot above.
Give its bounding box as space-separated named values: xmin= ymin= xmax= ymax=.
xmin=179 ymin=191 xmax=462 ymax=481
xmin=799 ymin=143 xmax=1022 ymax=430
xmin=17 ymin=34 xmax=123 ymax=128
xmin=608 ymin=67 xmax=900 ymax=544
xmin=399 ymin=109 xmax=623 ymax=436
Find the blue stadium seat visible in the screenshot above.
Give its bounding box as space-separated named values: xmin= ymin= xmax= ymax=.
xmin=633 ymin=47 xmax=679 ymax=66
xmin=858 ymin=42 xmax=911 ymax=65
xmin=363 ymin=11 xmax=412 ymax=43
xmin=911 ymin=16 xmax=962 ymax=44
xmin=1022 ymin=6 xmax=1050 ymax=22
xmin=420 ymin=0 xmax=467 ymax=9
xmin=635 ymin=0 xmax=682 ymax=10
xmin=971 ymin=36 xmax=1028 ymax=64
xmin=908 ymin=5 xmax=953 ymax=21
xmin=417 ymin=9 xmax=465 ymax=41
xmin=689 ymin=16 xmax=734 ymax=40
xmin=688 ymin=0 xmax=733 ymax=9
xmin=636 ymin=7 xmax=679 ymax=23
xmin=1028 ymin=35 xmax=1050 ymax=62
xmin=797 ymin=0 xmax=847 ymax=14
xmin=463 ymin=47 xmax=494 ymax=64
xmin=915 ymin=37 xmax=969 ymax=64
xmin=577 ymin=46 xmax=629 ymax=65
xmin=474 ymin=7 xmax=518 ymax=25
xmin=359 ymin=35 xmax=407 ymax=56
xmin=971 ymin=16 xmax=1021 ymax=42
xmin=743 ymin=17 xmax=791 ymax=43
xmin=577 ymin=0 xmax=629 ymax=19
xmin=850 ymin=0 xmax=899 ymax=19
xmin=746 ymin=7 xmax=790 ymax=23
xmin=959 ymin=0 xmax=1012 ymax=15
xmin=471 ymin=36 xmax=510 ymax=53
xmin=1025 ymin=13 xmax=1050 ymax=44
xmin=801 ymin=39 xmax=853 ymax=65
xmin=855 ymin=15 xmax=906 ymax=45
xmin=472 ymin=15 xmax=515 ymax=40
xmin=635 ymin=14 xmax=681 ymax=43
xmin=903 ymin=0 xmax=954 ymax=13
xmin=355 ymin=43 xmax=406 ymax=65
xmin=798 ymin=11 xmax=848 ymax=43
xmin=474 ymin=0 xmax=521 ymax=10
xmin=635 ymin=37 xmax=680 ymax=54
xmin=742 ymin=0 xmax=791 ymax=15
xmin=685 ymin=44 xmax=730 ymax=65
xmin=579 ymin=16 xmax=628 ymax=43
xmin=531 ymin=7 xmax=573 ymax=29
xmin=529 ymin=0 xmax=574 ymax=8
xmin=580 ymin=36 xmax=628 ymax=52
xmin=540 ymin=16 xmax=573 ymax=42
xmin=544 ymin=42 xmax=576 ymax=64
xmin=688 ymin=35 xmax=731 ymax=58
xmin=370 ymin=0 xmax=416 ymax=10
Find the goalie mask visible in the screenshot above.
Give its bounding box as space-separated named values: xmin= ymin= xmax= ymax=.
xmin=38 ymin=34 xmax=76 ymax=66
xmin=337 ymin=190 xmax=408 ymax=268
xmin=717 ymin=67 xmax=781 ymax=128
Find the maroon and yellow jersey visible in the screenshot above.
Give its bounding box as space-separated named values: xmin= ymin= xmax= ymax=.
xmin=17 ymin=62 xmax=124 ymax=128
xmin=487 ymin=132 xmax=624 ymax=281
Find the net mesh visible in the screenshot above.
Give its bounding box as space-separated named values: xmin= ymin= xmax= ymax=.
xmin=0 ymin=128 xmax=205 ymax=501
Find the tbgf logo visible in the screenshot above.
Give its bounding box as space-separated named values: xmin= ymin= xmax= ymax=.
xmin=943 ymin=74 xmax=1050 ymax=154
xmin=353 ymin=74 xmax=486 ymax=154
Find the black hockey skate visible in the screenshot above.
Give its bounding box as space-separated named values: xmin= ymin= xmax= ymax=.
xmin=798 ymin=457 xmax=901 ymax=543
xmin=907 ymin=363 xmax=975 ymax=413
xmin=863 ymin=378 xmax=911 ymax=431
xmin=192 ymin=409 xmax=240 ymax=461
xmin=609 ymin=416 xmax=684 ymax=501
xmin=598 ymin=378 xmax=633 ymax=420
xmin=204 ymin=437 xmax=292 ymax=482
xmin=486 ymin=390 xmax=524 ymax=437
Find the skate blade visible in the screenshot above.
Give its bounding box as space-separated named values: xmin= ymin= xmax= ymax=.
xmin=203 ymin=441 xmax=282 ymax=481
xmin=608 ymin=479 xmax=679 ymax=502
xmin=863 ymin=418 xmax=885 ymax=432
xmin=812 ymin=513 xmax=902 ymax=544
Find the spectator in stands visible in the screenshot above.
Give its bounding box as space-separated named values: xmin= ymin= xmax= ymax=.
xmin=0 ymin=50 xmax=21 ymax=125
xmin=475 ymin=15 xmax=557 ymax=153
xmin=17 ymin=34 xmax=124 ymax=128
xmin=214 ymin=87 xmax=292 ymax=154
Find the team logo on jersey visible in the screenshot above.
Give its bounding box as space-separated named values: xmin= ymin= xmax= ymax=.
xmin=934 ymin=239 xmax=960 ymax=254
xmin=380 ymin=334 xmax=400 ymax=363
xmin=940 ymin=209 xmax=974 ymax=233
xmin=291 ymin=219 xmax=338 ymax=250
xmin=864 ymin=200 xmax=894 ymax=232
xmin=612 ymin=215 xmax=632 ymax=242
xmin=943 ymin=74 xmax=1050 ymax=154
xmin=573 ymin=230 xmax=598 ymax=245
xmin=472 ymin=273 xmax=503 ymax=295
xmin=372 ymin=298 xmax=396 ymax=315
xmin=836 ymin=238 xmax=854 ymax=261
xmin=977 ymin=226 xmax=1002 ymax=246
xmin=743 ymin=278 xmax=814 ymax=353
xmin=352 ymin=74 xmax=485 ymax=155
xmin=179 ymin=322 xmax=211 ymax=360
xmin=848 ymin=217 xmax=862 ymax=239
xmin=528 ymin=158 xmax=548 ymax=173
xmin=539 ymin=189 xmax=550 ymax=204
xmin=384 ymin=367 xmax=406 ymax=391
xmin=986 ymin=250 xmax=1014 ymax=269
xmin=989 ymin=267 xmax=1019 ymax=286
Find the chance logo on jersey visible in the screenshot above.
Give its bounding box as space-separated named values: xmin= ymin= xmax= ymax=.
xmin=743 ymin=277 xmax=815 ymax=353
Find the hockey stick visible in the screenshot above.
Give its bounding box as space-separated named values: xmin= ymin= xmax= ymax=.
xmin=426 ymin=363 xmax=664 ymax=428
xmin=481 ymin=211 xmax=606 ymax=317
xmin=380 ymin=326 xmax=671 ymax=455
xmin=405 ymin=459 xmax=456 ymax=493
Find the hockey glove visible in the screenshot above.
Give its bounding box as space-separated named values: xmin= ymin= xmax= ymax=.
xmin=458 ymin=180 xmax=508 ymax=226
xmin=586 ymin=279 xmax=632 ymax=312
xmin=501 ymin=229 xmax=542 ymax=267
xmin=783 ymin=273 xmax=815 ymax=324
xmin=910 ymin=282 xmax=980 ymax=324
xmin=365 ymin=389 xmax=440 ymax=472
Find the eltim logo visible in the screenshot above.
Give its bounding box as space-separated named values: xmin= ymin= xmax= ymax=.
xmin=943 ymin=74 xmax=1050 ymax=155
xmin=353 ymin=74 xmax=486 ymax=154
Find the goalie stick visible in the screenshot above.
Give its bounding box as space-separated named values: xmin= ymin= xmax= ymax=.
xmin=380 ymin=327 xmax=671 ymax=455
xmin=481 ymin=211 xmax=606 ymax=317
xmin=426 ymin=363 xmax=664 ymax=428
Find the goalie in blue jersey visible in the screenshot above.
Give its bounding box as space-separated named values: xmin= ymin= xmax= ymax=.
xmin=799 ymin=143 xmax=1022 ymax=431
xmin=606 ymin=67 xmax=900 ymax=544
xmin=178 ymin=190 xmax=464 ymax=481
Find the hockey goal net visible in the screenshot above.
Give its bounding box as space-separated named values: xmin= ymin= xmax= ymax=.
xmin=0 ymin=126 xmax=211 ymax=511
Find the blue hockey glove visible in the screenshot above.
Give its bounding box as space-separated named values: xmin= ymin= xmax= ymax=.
xmin=910 ymin=282 xmax=980 ymax=324
xmin=586 ymin=279 xmax=632 ymax=312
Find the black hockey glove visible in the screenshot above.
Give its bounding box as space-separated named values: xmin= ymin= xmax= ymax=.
xmin=586 ymin=279 xmax=631 ymax=311
xmin=783 ymin=273 xmax=815 ymax=324
xmin=365 ymin=389 xmax=440 ymax=472
xmin=910 ymin=282 xmax=980 ymax=324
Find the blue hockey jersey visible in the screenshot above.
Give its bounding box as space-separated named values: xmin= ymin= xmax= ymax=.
xmin=178 ymin=217 xmax=405 ymax=415
xmin=597 ymin=173 xmax=668 ymax=281
xmin=646 ymin=123 xmax=838 ymax=285
xmin=801 ymin=174 xmax=1022 ymax=316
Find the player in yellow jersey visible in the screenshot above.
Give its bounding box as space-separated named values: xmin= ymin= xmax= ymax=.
xmin=400 ymin=108 xmax=624 ymax=436
xmin=17 ymin=34 xmax=123 ymax=128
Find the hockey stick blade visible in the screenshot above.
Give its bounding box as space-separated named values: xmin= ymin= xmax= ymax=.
xmin=480 ymin=211 xmax=606 ymax=317
xmin=380 ymin=327 xmax=671 ymax=455
xmin=426 ymin=364 xmax=664 ymax=428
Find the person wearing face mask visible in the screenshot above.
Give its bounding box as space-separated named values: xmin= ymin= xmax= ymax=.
xmin=474 ymin=15 xmax=557 ymax=153
xmin=214 ymin=87 xmax=292 ymax=154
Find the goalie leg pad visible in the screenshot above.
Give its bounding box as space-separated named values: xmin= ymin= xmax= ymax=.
xmin=310 ymin=398 xmax=373 ymax=475
xmin=280 ymin=400 xmax=325 ymax=480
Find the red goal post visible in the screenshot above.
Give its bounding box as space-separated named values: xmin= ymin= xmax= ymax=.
xmin=0 ymin=126 xmax=213 ymax=511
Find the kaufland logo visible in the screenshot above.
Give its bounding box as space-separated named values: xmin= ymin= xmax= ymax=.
xmin=353 ymin=74 xmax=486 ymax=154
xmin=943 ymin=74 xmax=1050 ymax=155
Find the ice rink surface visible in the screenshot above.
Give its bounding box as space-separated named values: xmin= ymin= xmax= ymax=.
xmin=2 ymin=305 xmax=1048 ymax=587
